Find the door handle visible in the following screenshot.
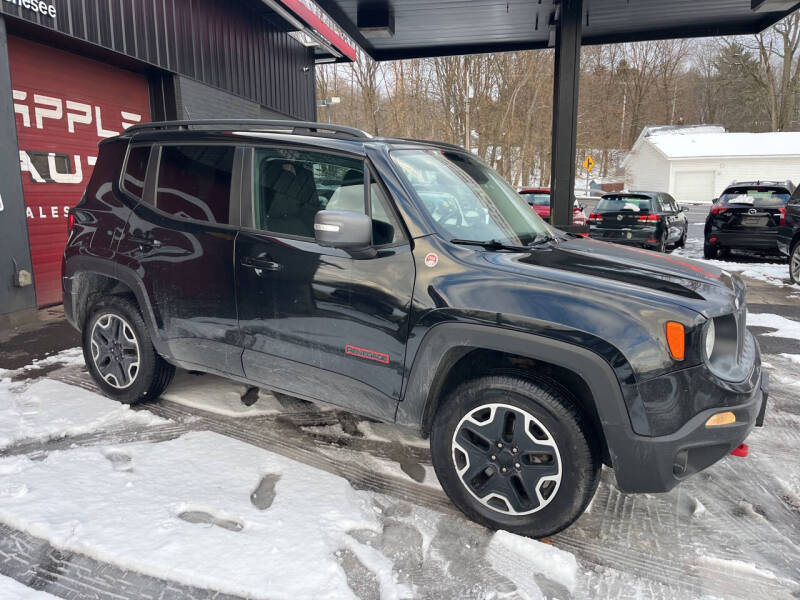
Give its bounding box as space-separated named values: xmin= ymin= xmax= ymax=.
xmin=241 ymin=256 xmax=282 ymax=271
xmin=128 ymin=235 xmax=162 ymax=248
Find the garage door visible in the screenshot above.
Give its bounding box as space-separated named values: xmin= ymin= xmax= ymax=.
xmin=673 ymin=171 xmax=716 ymax=204
xmin=8 ymin=36 xmax=150 ymax=307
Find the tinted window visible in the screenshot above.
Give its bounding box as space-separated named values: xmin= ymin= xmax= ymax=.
xmin=665 ymin=195 xmax=679 ymax=212
xmin=122 ymin=145 xmax=150 ymax=200
xmin=253 ymin=148 xmax=350 ymax=237
xmin=597 ymin=195 xmax=653 ymax=212
xmin=719 ymin=187 xmax=790 ymax=208
xmin=156 ymin=145 xmax=234 ymax=224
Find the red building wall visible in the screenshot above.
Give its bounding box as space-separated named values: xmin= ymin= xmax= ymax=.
xmin=8 ymin=36 xmax=150 ymax=306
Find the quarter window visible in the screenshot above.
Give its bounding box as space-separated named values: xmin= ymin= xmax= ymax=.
xmin=156 ymin=145 xmax=234 ymax=224
xmin=122 ymin=145 xmax=150 ymax=200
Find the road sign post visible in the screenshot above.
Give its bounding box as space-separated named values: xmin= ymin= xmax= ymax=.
xmin=583 ymin=155 xmax=594 ymax=198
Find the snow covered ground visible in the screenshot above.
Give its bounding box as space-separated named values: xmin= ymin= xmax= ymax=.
xmin=0 ymin=574 xmax=58 ymax=600
xmin=1 ymin=338 xmax=799 ymax=600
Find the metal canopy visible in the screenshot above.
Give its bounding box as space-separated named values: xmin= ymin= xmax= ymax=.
xmin=315 ymin=0 xmax=800 ymax=61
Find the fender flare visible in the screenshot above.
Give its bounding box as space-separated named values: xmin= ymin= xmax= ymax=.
xmin=63 ymin=256 xmax=168 ymax=355
xmin=396 ymin=322 xmax=635 ymax=469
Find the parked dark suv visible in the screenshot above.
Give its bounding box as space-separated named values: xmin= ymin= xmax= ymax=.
xmin=778 ymin=185 xmax=800 ymax=284
xmin=704 ymin=180 xmax=795 ymax=260
xmin=62 ymin=120 xmax=767 ymax=537
xmin=588 ymin=191 xmax=688 ymax=252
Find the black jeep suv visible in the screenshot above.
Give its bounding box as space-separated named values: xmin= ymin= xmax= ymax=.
xmin=704 ymin=180 xmax=795 ymax=259
xmin=62 ymin=120 xmax=767 ymax=537
xmin=588 ymin=191 xmax=688 ymax=252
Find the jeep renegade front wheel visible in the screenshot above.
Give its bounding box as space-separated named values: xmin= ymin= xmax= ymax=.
xmin=430 ymin=375 xmax=601 ymax=538
xmin=791 ymin=242 xmax=800 ymax=285
xmin=83 ymin=296 xmax=175 ymax=404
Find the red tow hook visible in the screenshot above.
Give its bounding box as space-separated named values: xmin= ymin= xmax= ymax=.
xmin=731 ymin=443 xmax=749 ymax=457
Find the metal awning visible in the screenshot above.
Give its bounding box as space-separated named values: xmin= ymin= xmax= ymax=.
xmin=314 ymin=0 xmax=800 ymax=61
xmin=259 ymin=0 xmax=356 ymax=63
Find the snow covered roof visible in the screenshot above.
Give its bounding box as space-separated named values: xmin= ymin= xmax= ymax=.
xmin=647 ymin=130 xmax=800 ymax=160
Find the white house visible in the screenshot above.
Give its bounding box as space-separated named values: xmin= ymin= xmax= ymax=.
xmin=623 ymin=125 xmax=800 ymax=203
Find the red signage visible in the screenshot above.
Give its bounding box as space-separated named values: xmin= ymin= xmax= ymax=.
xmin=8 ymin=36 xmax=150 ymax=306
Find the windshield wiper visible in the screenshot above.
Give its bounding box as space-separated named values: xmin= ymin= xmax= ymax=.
xmin=450 ymin=238 xmax=530 ymax=252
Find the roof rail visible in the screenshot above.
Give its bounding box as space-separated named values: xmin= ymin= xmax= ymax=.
xmin=397 ymin=137 xmax=466 ymax=152
xmin=124 ymin=119 xmax=373 ymax=140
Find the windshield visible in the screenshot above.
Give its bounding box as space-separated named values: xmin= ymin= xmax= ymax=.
xmin=391 ymin=149 xmax=551 ymax=245
xmin=519 ymin=192 xmax=550 ymax=206
xmin=596 ymin=195 xmax=653 ymax=212
xmin=719 ymin=187 xmax=789 ymax=208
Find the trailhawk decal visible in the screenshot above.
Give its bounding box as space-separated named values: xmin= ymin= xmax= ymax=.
xmin=345 ymin=344 xmax=390 ymax=364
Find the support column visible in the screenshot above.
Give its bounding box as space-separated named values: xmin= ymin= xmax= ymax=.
xmin=549 ymin=0 xmax=582 ymax=229
xmin=0 ymin=15 xmax=37 ymax=320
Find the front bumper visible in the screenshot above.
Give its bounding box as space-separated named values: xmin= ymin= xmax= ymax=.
xmin=612 ymin=368 xmax=767 ymax=494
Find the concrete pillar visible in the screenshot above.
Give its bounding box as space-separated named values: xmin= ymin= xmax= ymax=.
xmin=0 ymin=15 xmax=37 ymax=321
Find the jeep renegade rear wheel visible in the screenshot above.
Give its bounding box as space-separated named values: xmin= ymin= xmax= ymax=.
xmin=430 ymin=375 xmax=600 ymax=538
xmin=83 ymin=296 xmax=174 ymax=404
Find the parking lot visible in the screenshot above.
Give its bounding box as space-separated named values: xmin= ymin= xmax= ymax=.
xmin=1 ymin=215 xmax=798 ymax=600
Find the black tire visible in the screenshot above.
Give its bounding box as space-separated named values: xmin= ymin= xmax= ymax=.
xmin=430 ymin=375 xmax=601 ymax=538
xmin=655 ymin=231 xmax=667 ymax=253
xmin=790 ymin=242 xmax=800 ymax=285
xmin=703 ymin=241 xmax=718 ymax=259
xmin=676 ymin=229 xmax=687 ymax=249
xmin=82 ymin=296 xmax=174 ymax=404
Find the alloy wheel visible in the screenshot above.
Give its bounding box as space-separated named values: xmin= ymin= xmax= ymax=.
xmin=792 ymin=245 xmax=800 ymax=283
xmin=90 ymin=314 xmax=140 ymax=389
xmin=451 ymin=403 xmax=562 ymax=515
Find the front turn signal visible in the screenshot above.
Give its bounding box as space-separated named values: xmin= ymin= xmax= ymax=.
xmin=705 ymin=411 xmax=736 ymax=427
xmin=666 ymin=321 xmax=685 ymax=360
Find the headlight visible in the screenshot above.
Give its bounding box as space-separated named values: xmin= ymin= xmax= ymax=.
xmin=704 ymin=319 xmax=715 ymax=359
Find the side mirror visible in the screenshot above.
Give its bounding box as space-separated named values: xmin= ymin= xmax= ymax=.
xmin=680 ymin=205 xmax=688 ymax=213
xmin=314 ymin=210 xmax=372 ymax=250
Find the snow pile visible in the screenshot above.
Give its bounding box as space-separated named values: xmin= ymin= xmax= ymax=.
xmin=673 ymin=247 xmax=789 ymax=287
xmin=487 ymin=529 xmax=579 ymax=595
xmin=0 ymin=575 xmax=58 ymax=600
xmin=715 ymin=262 xmax=789 ymax=287
xmin=0 ymin=378 xmax=166 ymax=450
xmin=14 ymin=347 xmax=85 ymax=372
xmin=780 ymin=353 xmax=800 ymax=364
xmin=161 ymin=370 xmax=283 ymax=417
xmin=747 ymin=313 xmax=800 ymax=339
xmin=0 ymin=431 xmax=411 ymax=600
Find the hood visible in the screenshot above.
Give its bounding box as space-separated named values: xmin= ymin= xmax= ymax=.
xmin=480 ymin=237 xmax=739 ymax=312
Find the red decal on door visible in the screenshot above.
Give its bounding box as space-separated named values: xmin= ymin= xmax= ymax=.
xmin=345 ymin=344 xmax=390 ymax=364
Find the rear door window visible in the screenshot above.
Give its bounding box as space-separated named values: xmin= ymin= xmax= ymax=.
xmin=156 ymin=145 xmax=235 ymax=224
